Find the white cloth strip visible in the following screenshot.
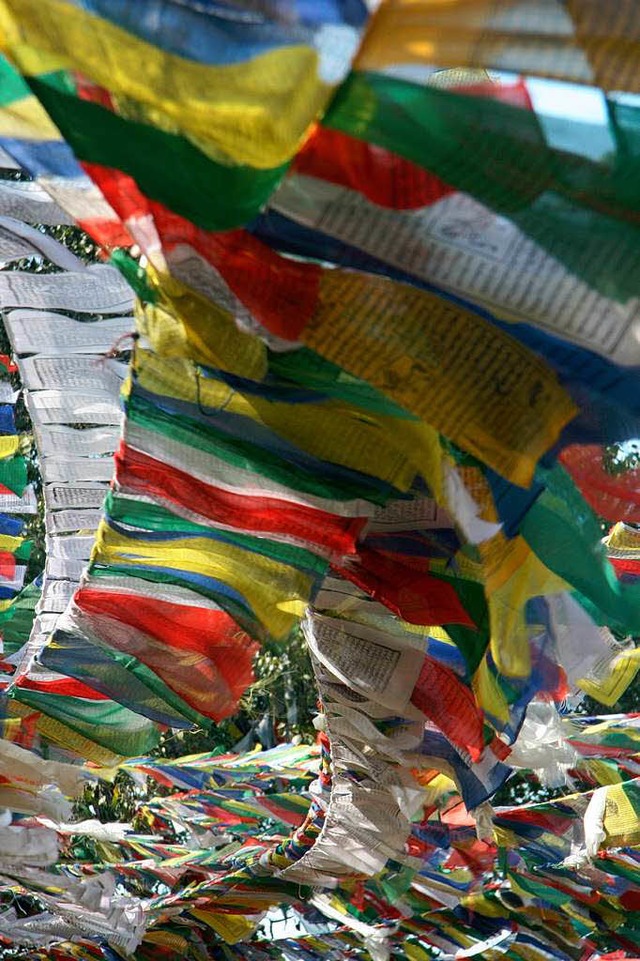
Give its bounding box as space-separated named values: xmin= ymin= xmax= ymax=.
xmin=20 ymin=355 xmax=126 ymax=392
xmin=5 ymin=311 xmax=133 ymax=355
xmin=39 ymin=457 xmax=114 ymax=483
xmin=0 ymin=264 xmax=133 ymax=313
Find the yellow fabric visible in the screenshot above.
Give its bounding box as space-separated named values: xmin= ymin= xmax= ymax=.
xmin=135 ymin=349 xmax=420 ymax=491
xmin=0 ymin=532 xmax=23 ymax=553
xmin=0 ymin=435 xmax=20 ymax=460
xmin=579 ymin=648 xmax=640 ymax=707
xmin=487 ymin=550 xmax=568 ymax=677
xmin=190 ymin=909 xmax=257 ymax=944
xmin=0 ymin=717 xmax=23 ymax=739
xmin=142 ymin=932 xmax=189 ymax=952
xmin=439 ymin=924 xmax=474 ymax=949
xmin=404 ymin=943 xmax=433 ymax=961
xmin=355 ymin=0 xmax=637 ymax=92
xmin=0 ymin=84 xmax=61 ymax=139
xmin=0 ymin=0 xmax=331 ymax=167
xmin=459 ymin=891 xmax=505 ymax=919
xmin=510 ymin=945 xmax=565 ymax=961
xmin=141 ymin=267 xmax=267 ymax=380
xmin=431 ymin=552 xmax=484 ymax=584
xmin=111 ymin=92 xmax=242 ymax=166
xmin=585 ymin=759 xmax=625 ymax=786
xmin=92 ymin=521 xmax=312 ymax=639
xmin=411 ymin=769 xmax=456 ymax=805
xmin=406 ymin=423 xmax=444 ymax=501
xmin=355 ymin=0 xmax=549 ymax=74
xmin=453 ymin=466 xmax=569 ymax=675
xmin=602 ymin=782 xmax=640 ymax=848
xmin=472 ymin=657 xmax=510 ymax=723
xmin=604 ymin=521 xmax=640 ymax=557
xmin=304 ymin=270 xmax=576 ymax=487
xmin=6 ymin=700 xmax=124 ymax=766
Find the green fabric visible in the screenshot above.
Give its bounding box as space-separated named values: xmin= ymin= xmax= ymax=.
xmin=325 ymin=71 xmax=640 ymax=301
xmin=269 ymin=349 xmax=418 ymax=419
xmin=0 ymin=456 xmax=27 ymax=496
xmin=444 ymin=620 xmax=489 ymax=677
xmin=41 ymin=629 xmax=209 ymax=728
xmin=326 ymin=71 xmax=550 ymax=211
xmin=0 ymin=578 xmax=40 ymax=656
xmin=506 ymin=869 xmax=570 ymax=907
xmin=12 ymin=688 xmax=160 ymax=756
xmin=110 ymin=248 xmax=158 ymax=302
xmin=88 ymin=563 xmax=261 ymax=640
xmin=14 ymin=539 xmax=32 ymax=561
xmin=128 ymin=390 xmax=391 ymax=504
xmin=521 ymin=463 xmax=640 ymax=634
xmin=0 ymin=55 xmax=30 ymax=107
xmin=105 ymin=493 xmax=328 ymax=576
xmin=29 ymin=76 xmax=288 ymax=231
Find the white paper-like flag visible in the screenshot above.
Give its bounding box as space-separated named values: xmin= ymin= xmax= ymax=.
xmin=45 ymin=557 xmax=87 ymax=580
xmin=45 ymin=508 xmax=104 ymax=535
xmin=39 ymin=456 xmax=114 ymax=483
xmin=0 ymin=216 xmax=86 ymax=270
xmin=35 ymin=424 xmax=119 ymax=459
xmin=0 ymin=180 xmax=74 ymax=225
xmin=45 ymin=534 xmax=95 ymax=562
xmin=37 ymin=577 xmax=77 ymax=614
xmin=44 ymin=483 xmax=108 ymax=511
xmin=272 ymin=174 xmax=640 ymax=365
xmin=0 ymin=484 xmax=38 ymax=514
xmin=0 ymin=146 xmax=20 ymax=170
xmin=20 ymin=354 xmax=126 ymax=392
xmin=0 ymin=264 xmax=133 ymax=313
xmin=25 ymin=388 xmax=121 ymax=425
xmin=5 ymin=311 xmax=133 ymax=355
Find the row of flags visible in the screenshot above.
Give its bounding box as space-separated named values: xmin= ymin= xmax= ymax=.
xmin=0 ymin=2 xmax=637 ymax=959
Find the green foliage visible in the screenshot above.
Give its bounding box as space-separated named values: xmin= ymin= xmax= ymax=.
xmin=604 ymin=441 xmax=640 ymax=475
xmin=0 ymin=168 xmax=30 ymax=182
xmin=242 ymin=630 xmax=318 ymax=743
xmin=72 ymin=769 xmax=141 ymax=824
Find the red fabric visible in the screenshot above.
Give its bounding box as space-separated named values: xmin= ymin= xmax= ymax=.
xmin=73 ymin=587 xmax=259 ymax=719
xmin=17 ymin=676 xmax=109 ymax=700
xmin=75 ymin=76 xmax=115 ymax=111
xmin=77 ymin=215 xmax=133 ymax=249
xmin=498 ymin=809 xmax=575 ymax=836
xmin=560 ymin=444 xmax=640 ymax=523
xmin=77 ymin=175 xmax=317 ymax=342
xmin=258 ymin=796 xmax=307 ymax=828
xmin=411 ymin=657 xmax=485 ymax=761
xmin=0 ymin=355 xmax=17 ymax=374
xmin=0 ymin=551 xmax=16 ymax=579
xmin=81 ymin=161 xmax=151 ymax=225
xmin=455 ymin=78 xmax=534 ymax=110
xmin=76 ymin=587 xmax=252 ymax=661
xmin=443 ymin=839 xmax=497 ymax=875
xmin=441 ymin=799 xmax=476 ymax=826
xmin=610 ymin=556 xmax=640 ymax=578
xmin=12 ymin=711 xmax=39 ymax=749
xmin=295 ymin=126 xmax=455 ymax=209
xmin=488 ymin=734 xmax=512 ymax=761
xmin=333 ymin=546 xmax=476 ymax=627
xmin=149 ymin=202 xmax=318 ymax=341
xmin=115 ymin=443 xmax=364 ymax=558
xmin=294 ymin=81 xmax=531 ymax=211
